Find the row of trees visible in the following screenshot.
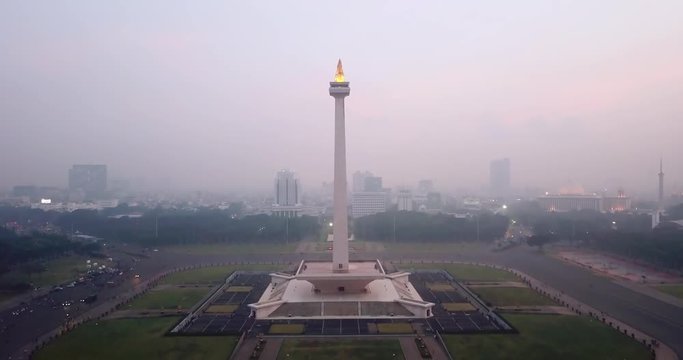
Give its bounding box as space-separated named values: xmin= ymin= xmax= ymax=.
xmin=509 ymin=201 xmax=683 ymax=270
xmin=0 ymin=205 xmax=315 ymax=248
xmin=0 ymin=228 xmax=100 ymax=266
xmin=52 ymin=208 xmax=321 ymax=246
xmin=354 ymin=211 xmax=509 ymax=242
xmin=588 ymin=228 xmax=683 ymax=270
xmin=509 ymin=201 xmax=653 ymax=239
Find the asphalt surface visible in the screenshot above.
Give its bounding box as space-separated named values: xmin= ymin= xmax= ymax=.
xmin=2 ymin=244 xmax=682 ymax=359
xmin=497 ymin=248 xmax=683 ymax=358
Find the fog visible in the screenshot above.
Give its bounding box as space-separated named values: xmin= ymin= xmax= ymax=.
xmin=1 ymin=1 xmax=681 ymax=194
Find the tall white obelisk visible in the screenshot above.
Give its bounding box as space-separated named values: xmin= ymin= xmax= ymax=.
xmin=330 ymin=59 xmax=350 ymax=273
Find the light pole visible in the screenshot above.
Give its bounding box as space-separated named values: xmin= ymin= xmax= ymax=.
xmin=393 ymin=214 xmax=397 ymax=243
xmin=285 ymin=217 xmax=289 ymax=245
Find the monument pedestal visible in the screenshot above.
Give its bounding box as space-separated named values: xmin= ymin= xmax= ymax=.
xmin=248 ymin=260 xmax=434 ymax=319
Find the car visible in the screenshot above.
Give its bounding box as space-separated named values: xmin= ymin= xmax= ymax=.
xmin=134 ymin=274 xmax=141 ymax=279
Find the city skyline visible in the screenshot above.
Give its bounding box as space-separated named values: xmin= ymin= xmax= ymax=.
xmin=1 ymin=159 xmax=675 ymax=200
xmin=1 ymin=1 xmax=681 ymax=193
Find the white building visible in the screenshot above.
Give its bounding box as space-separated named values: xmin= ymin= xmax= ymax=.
xmin=397 ymin=190 xmax=413 ymax=211
xmin=538 ymin=189 xmax=632 ymax=213
xmin=272 ymin=169 xmax=302 ymax=217
xmin=537 ymin=194 xmax=602 ymax=212
xmin=351 ymin=192 xmax=388 ymax=218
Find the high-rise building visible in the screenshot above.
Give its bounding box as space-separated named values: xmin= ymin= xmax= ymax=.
xmin=68 ymin=164 xmax=107 ymax=200
xmin=351 ymin=172 xmax=386 ymax=217
xmin=426 ymin=192 xmax=443 ymax=211
xmin=272 ymin=169 xmax=302 ymax=217
xmin=352 ymin=171 xmax=372 ymax=192
xmin=490 ymin=158 xmax=511 ymax=196
xmin=397 ymin=190 xmax=414 ymax=211
xmin=351 ymin=192 xmax=388 ymax=218
xmin=364 ymin=176 xmax=383 ymax=192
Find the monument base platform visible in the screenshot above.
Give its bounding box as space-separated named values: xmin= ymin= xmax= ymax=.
xmin=248 ymin=260 xmax=434 ymax=319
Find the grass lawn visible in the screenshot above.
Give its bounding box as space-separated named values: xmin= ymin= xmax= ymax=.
xmin=269 ymin=323 xmax=305 ymax=334
xmin=277 ymin=339 xmax=404 ymax=360
xmin=161 ymin=264 xmax=282 ymax=285
xmin=444 ymin=314 xmax=651 ymax=360
xmin=377 ymin=322 xmax=413 ymax=334
xmin=205 ymin=304 xmax=238 ymax=313
xmin=427 ymin=282 xmax=455 ymax=291
xmin=654 ymin=284 xmax=683 ymax=299
xmin=33 ymin=317 xmax=236 ymax=360
xmin=442 ymin=302 xmax=476 ymax=312
xmin=164 ymin=242 xmax=297 ymax=255
xmin=127 ymin=288 xmax=209 ymax=310
xmin=473 ymin=287 xmax=556 ymax=307
xmin=0 ymin=291 xmax=23 ymax=303
xmin=401 ymin=263 xmax=518 ymax=282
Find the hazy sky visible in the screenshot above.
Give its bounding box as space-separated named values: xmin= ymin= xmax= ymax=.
xmin=1 ymin=1 xmax=681 ymax=195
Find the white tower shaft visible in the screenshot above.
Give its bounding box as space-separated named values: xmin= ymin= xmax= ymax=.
xmin=332 ymin=95 xmax=349 ymax=271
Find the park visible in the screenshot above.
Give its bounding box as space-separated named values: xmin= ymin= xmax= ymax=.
xmin=32 ymin=257 xmax=653 ymax=360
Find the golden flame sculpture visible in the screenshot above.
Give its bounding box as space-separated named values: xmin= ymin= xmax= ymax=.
xmin=334 ymin=59 xmax=345 ymax=82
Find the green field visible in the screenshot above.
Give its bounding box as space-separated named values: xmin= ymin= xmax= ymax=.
xmin=205 ymin=304 xmax=238 ymax=313
xmin=377 ymin=322 xmax=413 ymax=334
xmin=165 ymin=242 xmax=296 ymax=255
xmin=277 ymin=339 xmax=404 ymax=360
xmin=401 ymin=263 xmax=518 ymax=282
xmin=127 ymin=288 xmax=209 ymax=310
xmin=442 ymin=302 xmax=476 ymax=311
xmin=33 ymin=317 xmax=236 ymax=360
xmin=161 ymin=264 xmax=282 ymax=285
xmin=654 ymin=284 xmax=683 ymax=299
xmin=473 ymin=287 xmax=556 ymax=307
xmin=0 ymin=292 xmax=21 ymax=305
xmin=444 ymin=314 xmax=651 ymax=360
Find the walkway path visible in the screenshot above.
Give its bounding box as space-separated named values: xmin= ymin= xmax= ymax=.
xmin=614 ymin=280 xmax=683 ymax=308
xmin=399 ymin=337 xmax=422 ymax=360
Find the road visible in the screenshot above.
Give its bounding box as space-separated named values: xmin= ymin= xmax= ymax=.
xmin=496 ymin=247 xmax=683 ymax=358
xmin=2 ymin=243 xmax=682 ymax=359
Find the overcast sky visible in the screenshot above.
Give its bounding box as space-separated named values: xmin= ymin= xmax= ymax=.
xmin=1 ymin=1 xmax=681 ymax=195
